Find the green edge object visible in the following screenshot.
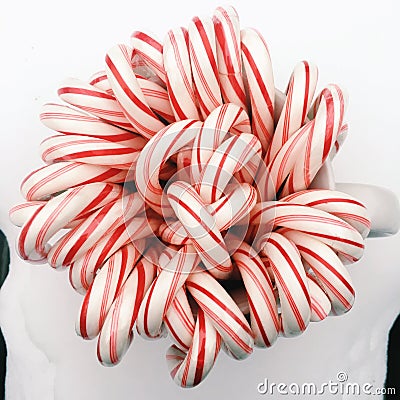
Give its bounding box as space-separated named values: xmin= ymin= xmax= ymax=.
xmin=0 ymin=230 xmax=10 ymax=289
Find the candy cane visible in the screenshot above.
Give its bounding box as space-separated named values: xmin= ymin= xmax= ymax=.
xmin=213 ymin=6 xmax=247 ymax=111
xmin=190 ymin=103 xmax=251 ymax=183
xmin=188 ymin=16 xmax=223 ymax=119
xmin=136 ymin=245 xmax=199 ymax=339
xmin=135 ymin=119 xmax=202 ymax=216
xmin=231 ymin=241 xmax=279 ymax=347
xmin=131 ymin=31 xmax=167 ymax=85
xmin=89 ymin=71 xmax=175 ymax=123
xmin=187 ymin=269 xmax=254 ymax=360
xmin=40 ymin=103 xmax=135 ymax=143
xmin=40 ymin=134 xmax=146 ymax=169
xmin=167 ymin=181 xmax=232 ymax=279
xmin=250 ymin=202 xmax=365 ymax=261
xmin=266 ymin=61 xmax=318 ymax=164
xmin=77 ymin=243 xmax=141 ymax=339
xmin=164 ymin=27 xmax=200 ymax=120
xmin=241 ymin=28 xmax=275 ymax=153
xmin=69 ymin=225 xmax=148 ymax=294
xmin=105 ymin=44 xmax=166 ymax=138
xmin=257 ymin=232 xmax=311 ymax=336
xmin=20 ymin=162 xmax=127 ymax=201
xmin=58 ymin=78 xmax=134 ymax=130
xmin=17 ymin=183 xmax=124 ymax=262
xmin=281 ymin=189 xmax=371 ymax=238
xmin=97 ymin=257 xmax=157 ymax=366
xmin=281 ymin=84 xmax=347 ymax=195
xmin=47 ymin=193 xmax=145 ymax=269
xmin=166 ymin=308 xmax=221 ymax=388
xmin=282 ymin=229 xmax=355 ymax=315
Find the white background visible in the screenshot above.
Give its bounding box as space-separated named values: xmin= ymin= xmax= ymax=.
xmin=0 ymin=0 xmax=400 ymax=399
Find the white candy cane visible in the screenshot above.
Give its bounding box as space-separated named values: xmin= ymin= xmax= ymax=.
xmin=135 ymin=119 xmax=202 ymax=216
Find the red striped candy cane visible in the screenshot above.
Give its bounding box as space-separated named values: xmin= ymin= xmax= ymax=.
xmin=164 ymin=27 xmax=200 ymax=121
xmin=282 ymin=229 xmax=355 ymax=315
xmin=241 ymin=28 xmax=275 ymax=153
xmin=186 ymin=270 xmax=254 ymax=360
xmin=136 ymin=245 xmax=199 ymax=339
xmin=89 ymin=71 xmax=175 ymax=123
xmin=58 ymin=78 xmax=133 ymax=130
xmin=282 ymin=84 xmax=347 ymax=196
xmin=266 ymin=61 xmax=318 ymax=164
xmin=20 ymin=162 xmax=127 ymax=201
xmin=231 ymin=241 xmax=279 ymax=347
xmin=213 ymin=6 xmax=247 ymax=111
xmin=135 ymin=119 xmax=202 ymax=216
xmin=281 ymin=189 xmax=371 ymax=238
xmin=250 ymin=202 xmax=365 ymax=261
xmin=40 ymin=103 xmax=135 ymax=144
xmin=105 ymin=44 xmax=166 ymax=138
xmin=196 ymin=133 xmax=262 ymax=204
xmin=40 ymin=134 xmax=146 ymax=169
xmin=97 ymin=257 xmax=157 ymax=365
xmin=257 ymin=232 xmax=311 ymax=337
xmin=166 ymin=308 xmax=221 ymax=388
xmin=69 ymin=226 xmax=148 ymax=294
xmin=47 ymin=193 xmax=145 ymax=269
xmin=188 ymin=16 xmax=223 ymax=119
xmin=17 ymin=183 xmax=124 ymax=262
xmin=167 ymin=181 xmax=232 ymax=279
xmin=77 ymin=243 xmax=141 ymax=339
xmin=307 ymin=275 xmax=331 ymax=321
xmin=190 ymin=103 xmax=251 ymax=184
xmin=131 ymin=31 xmax=167 ymax=85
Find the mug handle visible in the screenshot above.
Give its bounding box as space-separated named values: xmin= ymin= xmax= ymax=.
xmin=310 ymin=162 xmax=400 ymax=238
xmin=335 ymin=183 xmax=400 ymax=238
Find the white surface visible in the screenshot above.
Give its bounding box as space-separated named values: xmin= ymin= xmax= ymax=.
xmin=1 ymin=0 xmax=400 ymax=399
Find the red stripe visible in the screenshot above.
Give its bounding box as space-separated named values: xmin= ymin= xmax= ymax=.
xmin=132 ymin=31 xmax=163 ymax=52
xmin=241 ymin=42 xmax=273 ymax=118
xmin=297 ymin=245 xmax=354 ymax=294
xmin=79 ymin=284 xmax=94 ymax=339
xmin=194 ymin=309 xmax=206 ymax=386
xmin=106 ymin=53 xmax=155 ymax=118
xmin=186 ymin=280 xmax=253 ymax=336
xmin=58 ymin=87 xmax=114 ymax=100
xmin=268 ymin=237 xmax=310 ymax=306
xmin=301 ymin=61 xmax=310 ymax=124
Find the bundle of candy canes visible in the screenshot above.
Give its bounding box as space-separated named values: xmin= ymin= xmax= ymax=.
xmin=10 ymin=5 xmax=372 ymax=388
